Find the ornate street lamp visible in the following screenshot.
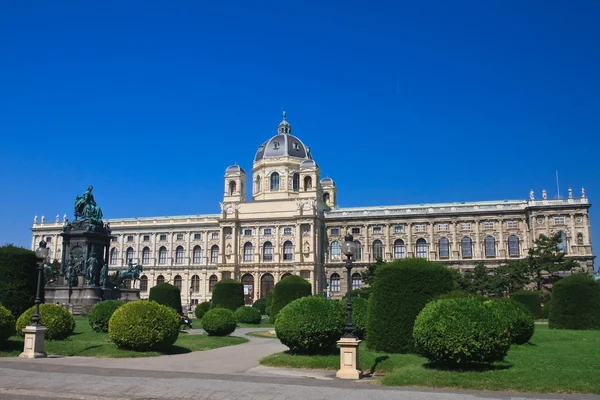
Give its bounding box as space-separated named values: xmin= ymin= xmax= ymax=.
xmin=336 ymin=233 xmax=362 ymax=380
xmin=32 ymin=240 xmax=49 ymax=326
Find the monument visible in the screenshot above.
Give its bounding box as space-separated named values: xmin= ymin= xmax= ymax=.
xmin=44 ymin=186 xmax=140 ymax=313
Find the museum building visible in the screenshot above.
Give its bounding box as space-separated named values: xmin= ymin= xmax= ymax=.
xmin=31 ymin=113 xmax=595 ymax=307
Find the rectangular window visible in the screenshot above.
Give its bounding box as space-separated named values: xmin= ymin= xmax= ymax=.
xmin=373 ymin=226 xmax=382 ymax=234
xmin=283 ymin=227 xmax=292 ymax=235
xmin=507 ymin=221 xmax=518 ymax=229
xmin=143 ymin=235 xmax=150 ymax=242
xmin=223 ymin=227 xmax=232 ymax=236
xmin=176 ymin=233 xmax=184 ymax=241
xmin=302 ymin=225 xmax=310 ymax=235
xmin=222 ymin=272 xmax=231 ymax=280
xmin=554 ymin=216 xmax=566 ymax=225
xmin=194 ymin=233 xmax=201 ymax=240
xmin=127 ymin=235 xmax=134 ymax=242
xmin=394 ymin=225 xmax=403 ymax=233
xmin=283 ymin=244 xmax=293 ymax=261
xmin=414 ymin=224 xmax=426 ymax=232
xmin=331 ymin=228 xmax=340 ymax=236
xmin=263 ymin=244 xmax=273 ymax=261
xmin=244 ymin=229 xmax=253 ymax=236
xmin=300 ymin=270 xmax=310 ymax=279
xmin=264 ymin=228 xmax=272 ymax=235
xmin=351 ymin=227 xmax=361 ymax=234
xmin=159 ymin=234 xmax=167 ymax=241
xmin=45 ymin=236 xmax=52 ymax=243
xmin=244 ymin=245 xmax=253 ymax=262
xmin=111 ymin=237 xmax=118 ymax=243
xmin=211 ymin=232 xmax=219 ymax=240
xmin=460 ymin=223 xmax=471 ymax=231
xmin=484 ymin=222 xmax=494 ymax=230
xmin=438 ymin=224 xmax=449 ymax=232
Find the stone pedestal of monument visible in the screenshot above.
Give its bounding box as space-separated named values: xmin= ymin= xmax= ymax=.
xmin=336 ymin=337 xmax=363 ymax=380
xmin=19 ymin=326 xmax=47 ymax=359
xmin=44 ymin=286 xmax=104 ymax=314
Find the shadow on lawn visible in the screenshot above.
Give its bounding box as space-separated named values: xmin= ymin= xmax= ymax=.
xmin=363 ymin=355 xmax=389 ymax=377
xmin=423 ymin=361 xmax=513 ymax=372
xmin=163 ymin=345 xmax=192 ymax=355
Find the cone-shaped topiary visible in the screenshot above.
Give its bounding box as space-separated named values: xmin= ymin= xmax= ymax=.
xmin=149 ymin=283 xmax=182 ymax=314
xmin=16 ymin=304 xmax=75 ymax=340
xmin=108 ymin=300 xmax=180 ymax=351
xmin=269 ymin=275 xmax=311 ymax=323
xmin=510 ymin=290 xmax=542 ymax=319
xmin=0 ymin=303 xmax=16 ymax=346
xmin=549 ymin=274 xmax=600 ymax=330
xmin=367 ymin=258 xmax=454 ymax=353
xmin=252 ymin=297 xmax=267 ymax=315
xmin=211 ymin=280 xmax=244 ymax=311
xmin=202 ymin=308 xmax=237 ymax=336
xmin=87 ymin=300 xmax=124 ymax=333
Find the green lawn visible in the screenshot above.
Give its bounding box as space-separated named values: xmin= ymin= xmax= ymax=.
xmin=260 ymin=326 xmax=600 ymax=394
xmin=0 ymin=317 xmax=247 ymax=358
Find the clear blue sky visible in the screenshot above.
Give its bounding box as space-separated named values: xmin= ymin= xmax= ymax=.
xmin=0 ymin=1 xmax=598 ymax=269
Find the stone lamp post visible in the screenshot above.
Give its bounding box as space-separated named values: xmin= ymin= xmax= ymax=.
xmin=336 ymin=233 xmax=363 ymax=380
xmin=20 ymin=240 xmax=49 ymax=358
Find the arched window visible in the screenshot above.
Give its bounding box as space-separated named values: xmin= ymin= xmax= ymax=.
xmin=156 ymin=275 xmax=165 ymax=285
xmin=140 ymin=275 xmax=148 ymax=292
xmin=283 ymin=241 xmax=293 ymax=261
xmin=485 ymin=236 xmax=496 ymax=257
xmin=394 ymin=239 xmax=406 ymax=259
xmin=243 ymin=242 xmax=253 ymax=262
xmin=110 ymin=248 xmax=118 ymax=265
xmin=191 ymin=275 xmax=200 ymax=293
xmin=175 ymin=246 xmax=184 ymax=264
xmin=462 ymin=237 xmax=472 ymax=258
xmin=281 ymin=272 xmax=292 ymax=280
xmin=261 ymin=273 xmax=274 ymax=297
xmin=372 ymin=240 xmax=384 ymax=260
xmin=323 ymin=192 xmax=330 ymax=205
xmin=174 ymin=275 xmax=182 ymax=289
xmin=229 ymin=180 xmax=236 ymax=195
xmin=125 ymin=247 xmax=134 ymax=264
xmin=209 ymin=274 xmax=218 ymax=292
xmin=292 ymin=173 xmax=300 ymax=192
xmin=142 ymin=247 xmax=150 ymax=265
xmin=508 ymin=235 xmax=520 ymax=256
xmin=270 ymin=172 xmax=280 ymax=191
xmin=330 ymin=273 xmax=341 ymax=292
xmin=416 ymin=238 xmax=427 ymax=258
xmin=304 ymin=176 xmax=312 ymax=191
xmin=352 ymin=273 xmax=362 ymax=290
xmin=558 ymin=231 xmax=567 ymax=253
xmin=330 ymin=241 xmax=341 ymax=261
xmin=439 ymin=238 xmax=450 ymax=258
xmin=577 ymin=232 xmax=584 ymax=245
xmin=354 ymin=241 xmax=362 ymax=260
xmin=210 ymin=245 xmax=219 ymax=264
xmin=158 ymin=246 xmax=167 ymax=264
xmin=193 ymin=245 xmax=203 ymax=264
xmin=123 ymin=279 xmax=132 ymax=289
xmin=263 ymin=241 xmax=273 ymax=261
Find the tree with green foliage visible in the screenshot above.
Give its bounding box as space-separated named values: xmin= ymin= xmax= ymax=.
xmin=361 ymin=257 xmax=385 ymax=286
xmin=523 ymin=233 xmax=579 ymax=291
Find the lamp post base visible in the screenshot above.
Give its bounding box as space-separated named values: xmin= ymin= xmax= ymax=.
xmin=19 ymin=325 xmax=47 ymax=359
xmin=336 ymin=337 xmax=363 ymax=380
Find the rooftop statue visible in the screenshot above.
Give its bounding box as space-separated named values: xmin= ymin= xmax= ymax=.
xmin=74 ymin=185 xmax=103 ymax=224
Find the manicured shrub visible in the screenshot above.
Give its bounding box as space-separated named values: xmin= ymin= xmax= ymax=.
xmin=194 ymin=306 xmax=206 ymax=319
xmin=434 ymin=290 xmax=468 ymax=300
xmin=486 ymin=298 xmax=534 ymax=345
xmin=16 ymin=304 xmax=75 ymax=340
xmin=337 ymin=296 xmax=368 ymax=339
xmin=252 ymin=297 xmax=267 ymax=315
xmin=148 ymin=283 xmax=182 ymax=314
xmin=0 ymin=245 xmax=38 ymax=318
xmin=198 ymin=301 xmax=212 ymax=312
xmin=549 ymin=274 xmax=600 ymax=330
xmin=265 ymin=290 xmax=274 ymax=316
xmin=88 ymin=300 xmax=124 ymax=333
xmin=235 ymin=306 xmax=262 ymax=324
xmin=275 ymin=296 xmax=344 ymax=354
xmin=108 ymin=300 xmax=180 ymax=351
xmin=202 ymin=308 xmax=237 ymax=336
xmin=413 ymin=298 xmax=511 ymax=367
xmin=511 ymin=290 xmax=542 ymax=318
xmin=350 ymin=288 xmax=371 ymax=299
xmin=542 ymin=299 xmax=552 ymax=319
xmin=367 ymin=258 xmax=454 ymax=353
xmin=0 ymin=304 xmax=16 ymax=346
xmin=269 ymin=275 xmax=312 ymax=323
xmin=211 ymin=280 xmax=244 ymax=311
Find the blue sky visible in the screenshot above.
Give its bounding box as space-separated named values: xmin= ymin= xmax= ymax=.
xmin=0 ymin=1 xmax=598 ymax=269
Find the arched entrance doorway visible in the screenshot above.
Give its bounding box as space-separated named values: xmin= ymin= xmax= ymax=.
xmin=242 ymin=273 xmax=254 ymax=305
xmin=260 ymin=273 xmax=274 ymax=298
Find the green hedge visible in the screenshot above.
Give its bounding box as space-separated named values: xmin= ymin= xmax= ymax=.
xmin=0 ymin=304 xmax=15 ymax=346
xmin=275 ymin=296 xmax=344 ymax=354
xmin=549 ymin=274 xmax=600 ymax=330
xmin=269 ymin=275 xmax=312 ymax=323
xmin=87 ymin=300 xmax=124 ymax=332
xmin=265 ymin=291 xmax=274 ymax=316
xmin=511 ymin=290 xmax=542 ymax=319
xmin=0 ymin=245 xmax=38 ymax=318
xmin=198 ymin=301 xmax=212 ymax=312
xmin=486 ymin=298 xmax=535 ymax=345
xmin=542 ymin=299 xmax=552 ymax=319
xmin=235 ymin=306 xmax=262 ymax=324
xmin=337 ymin=297 xmax=368 ymax=339
xmin=211 ymin=280 xmax=244 ymax=311
xmin=148 ymin=283 xmax=182 ymax=314
xmin=413 ymin=298 xmax=512 ymax=367
xmin=108 ymin=300 xmax=180 ymax=351
xmin=194 ymin=306 xmax=206 ymax=319
xmin=202 ymin=308 xmax=237 ymax=336
xmin=16 ymin=304 xmax=75 ymax=340
xmin=367 ymin=258 xmax=454 ymax=353
xmin=252 ymin=297 xmax=267 ymax=315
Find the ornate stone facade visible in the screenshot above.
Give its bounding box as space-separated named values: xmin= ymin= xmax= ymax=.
xmin=31 ymin=114 xmax=595 ymax=307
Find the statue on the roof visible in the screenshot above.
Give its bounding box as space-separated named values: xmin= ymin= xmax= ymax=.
xmin=529 ymin=189 xmax=534 ymax=200
xmin=542 ymin=189 xmax=547 ymax=200
xmin=74 ymin=185 xmax=104 ymax=224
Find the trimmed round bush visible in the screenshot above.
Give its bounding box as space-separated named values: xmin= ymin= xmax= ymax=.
xmin=149 ymin=283 xmax=182 ymax=314
xmin=108 ymin=300 xmax=180 ymax=351
xmin=194 ymin=306 xmax=206 ymax=319
xmin=0 ymin=303 xmax=16 ymax=346
xmin=202 ymin=308 xmax=237 ymax=336
xmin=367 ymin=258 xmax=454 ymax=353
xmin=413 ymin=298 xmax=512 ymax=367
xmin=486 ymin=299 xmax=534 ymax=345
xmin=549 ymin=274 xmax=600 ymax=330
xmin=275 ymin=296 xmax=344 ymax=355
xmin=211 ymin=280 xmax=244 ymax=311
xmin=511 ymin=290 xmax=542 ymax=318
xmin=198 ymin=301 xmax=212 ymax=312
xmin=87 ymin=300 xmax=124 ymax=333
xmin=0 ymin=245 xmax=38 ymax=318
xmin=269 ymin=275 xmax=312 ymax=323
xmin=337 ymin=296 xmax=368 ymax=339
xmin=252 ymin=297 xmax=267 ymax=315
xmin=16 ymin=304 xmax=75 ymax=340
xmin=235 ymin=306 xmax=262 ymax=324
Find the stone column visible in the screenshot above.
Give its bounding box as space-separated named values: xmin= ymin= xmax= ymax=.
xmin=407 ymin=223 xmax=413 ymax=258
xmin=474 ymin=220 xmax=481 ymax=259
xmin=498 ymin=219 xmax=505 ymax=258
